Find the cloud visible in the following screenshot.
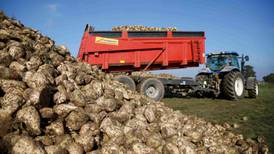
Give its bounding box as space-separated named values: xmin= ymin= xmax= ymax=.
xmin=47 ymin=4 xmax=58 ymax=13
xmin=45 ymin=3 xmax=61 ymax=16
xmin=44 ymin=3 xmax=61 ymax=28
xmin=45 ymin=18 xmax=54 ymax=28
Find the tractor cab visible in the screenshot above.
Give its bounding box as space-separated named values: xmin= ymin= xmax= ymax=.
xmin=195 ymin=51 xmax=257 ymax=100
xmin=206 ymin=52 xmax=240 ymax=72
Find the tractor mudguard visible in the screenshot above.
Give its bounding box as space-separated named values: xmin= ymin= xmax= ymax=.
xmin=246 ymin=77 xmax=256 ymax=90
xmin=220 ymin=66 xmax=240 ymax=73
xmin=199 ymin=67 xmax=212 ymax=74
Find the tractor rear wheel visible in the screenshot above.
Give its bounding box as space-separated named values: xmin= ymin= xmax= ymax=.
xmin=137 ymin=78 xmax=165 ymax=101
xmin=114 ymin=75 xmax=136 ymax=91
xmin=248 ymin=82 xmax=258 ymax=98
xmin=222 ymin=71 xmax=245 ymax=100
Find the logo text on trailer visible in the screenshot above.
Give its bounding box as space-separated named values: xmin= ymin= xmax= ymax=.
xmin=95 ymin=37 xmax=119 ymax=46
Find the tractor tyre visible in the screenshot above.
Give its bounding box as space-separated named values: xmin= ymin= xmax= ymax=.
xmin=195 ymin=74 xmax=208 ymax=86
xmin=195 ymin=74 xmax=208 ymax=98
xmin=248 ymin=82 xmax=258 ymax=98
xmin=137 ymin=78 xmax=165 ymax=101
xmin=114 ymin=75 xmax=136 ymax=91
xmin=221 ymin=71 xmax=245 ymax=100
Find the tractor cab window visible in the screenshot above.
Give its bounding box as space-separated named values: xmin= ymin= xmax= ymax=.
xmin=230 ymin=55 xmax=240 ymax=68
xmin=207 ymin=55 xmax=239 ymax=71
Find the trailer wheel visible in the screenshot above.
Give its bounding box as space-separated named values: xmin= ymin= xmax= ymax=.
xmin=248 ymin=82 xmax=258 ymax=98
xmin=114 ymin=75 xmax=136 ymax=91
xmin=221 ymin=71 xmax=245 ymax=100
xmin=137 ymin=78 xmax=165 ymax=101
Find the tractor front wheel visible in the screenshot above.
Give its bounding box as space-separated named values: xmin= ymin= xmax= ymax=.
xmin=248 ymin=82 xmax=258 ymax=98
xmin=195 ymin=74 xmax=208 ymax=98
xmin=222 ymin=71 xmax=245 ymax=100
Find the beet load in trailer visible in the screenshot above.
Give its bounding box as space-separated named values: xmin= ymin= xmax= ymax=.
xmin=78 ymin=25 xmax=206 ymax=101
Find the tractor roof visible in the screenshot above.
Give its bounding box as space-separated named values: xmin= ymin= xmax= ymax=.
xmin=207 ymin=51 xmax=239 ymax=57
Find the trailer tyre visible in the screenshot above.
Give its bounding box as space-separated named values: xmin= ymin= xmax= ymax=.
xmin=114 ymin=75 xmax=136 ymax=91
xmin=137 ymin=78 xmax=165 ymax=101
xmin=222 ymin=71 xmax=245 ymax=100
xmin=248 ymin=82 xmax=258 ymax=98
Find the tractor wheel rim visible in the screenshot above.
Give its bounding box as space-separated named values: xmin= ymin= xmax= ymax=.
xmin=255 ymin=84 xmax=259 ymax=96
xmin=145 ymin=86 xmax=158 ymax=98
xmin=235 ymin=77 xmax=244 ymax=96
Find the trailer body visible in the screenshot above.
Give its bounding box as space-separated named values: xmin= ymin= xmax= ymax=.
xmin=77 ymin=25 xmax=206 ymax=101
xmin=78 ymin=27 xmax=205 ymax=72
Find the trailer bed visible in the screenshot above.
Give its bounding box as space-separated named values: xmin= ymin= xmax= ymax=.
xmin=78 ymin=25 xmax=206 ymax=72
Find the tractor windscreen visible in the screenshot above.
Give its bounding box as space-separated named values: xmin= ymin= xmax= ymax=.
xmin=207 ymin=55 xmax=239 ymax=71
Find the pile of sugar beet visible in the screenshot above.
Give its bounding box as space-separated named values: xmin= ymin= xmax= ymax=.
xmin=112 ymin=25 xmax=176 ymax=32
xmin=0 ymin=11 xmax=269 ymax=154
xmin=132 ymin=72 xmax=178 ymax=80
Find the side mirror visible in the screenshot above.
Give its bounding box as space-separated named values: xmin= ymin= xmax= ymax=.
xmin=244 ymin=56 xmax=249 ymax=61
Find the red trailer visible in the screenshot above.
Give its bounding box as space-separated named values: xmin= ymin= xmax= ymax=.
xmin=78 ymin=25 xmax=206 ymax=101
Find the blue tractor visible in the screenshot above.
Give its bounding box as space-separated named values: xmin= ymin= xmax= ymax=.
xmin=195 ymin=52 xmax=258 ymax=99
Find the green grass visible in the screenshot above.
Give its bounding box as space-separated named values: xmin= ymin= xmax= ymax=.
xmin=163 ymin=83 xmax=274 ymax=152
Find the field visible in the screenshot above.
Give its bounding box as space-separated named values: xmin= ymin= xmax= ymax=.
xmin=163 ymin=83 xmax=274 ymax=152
